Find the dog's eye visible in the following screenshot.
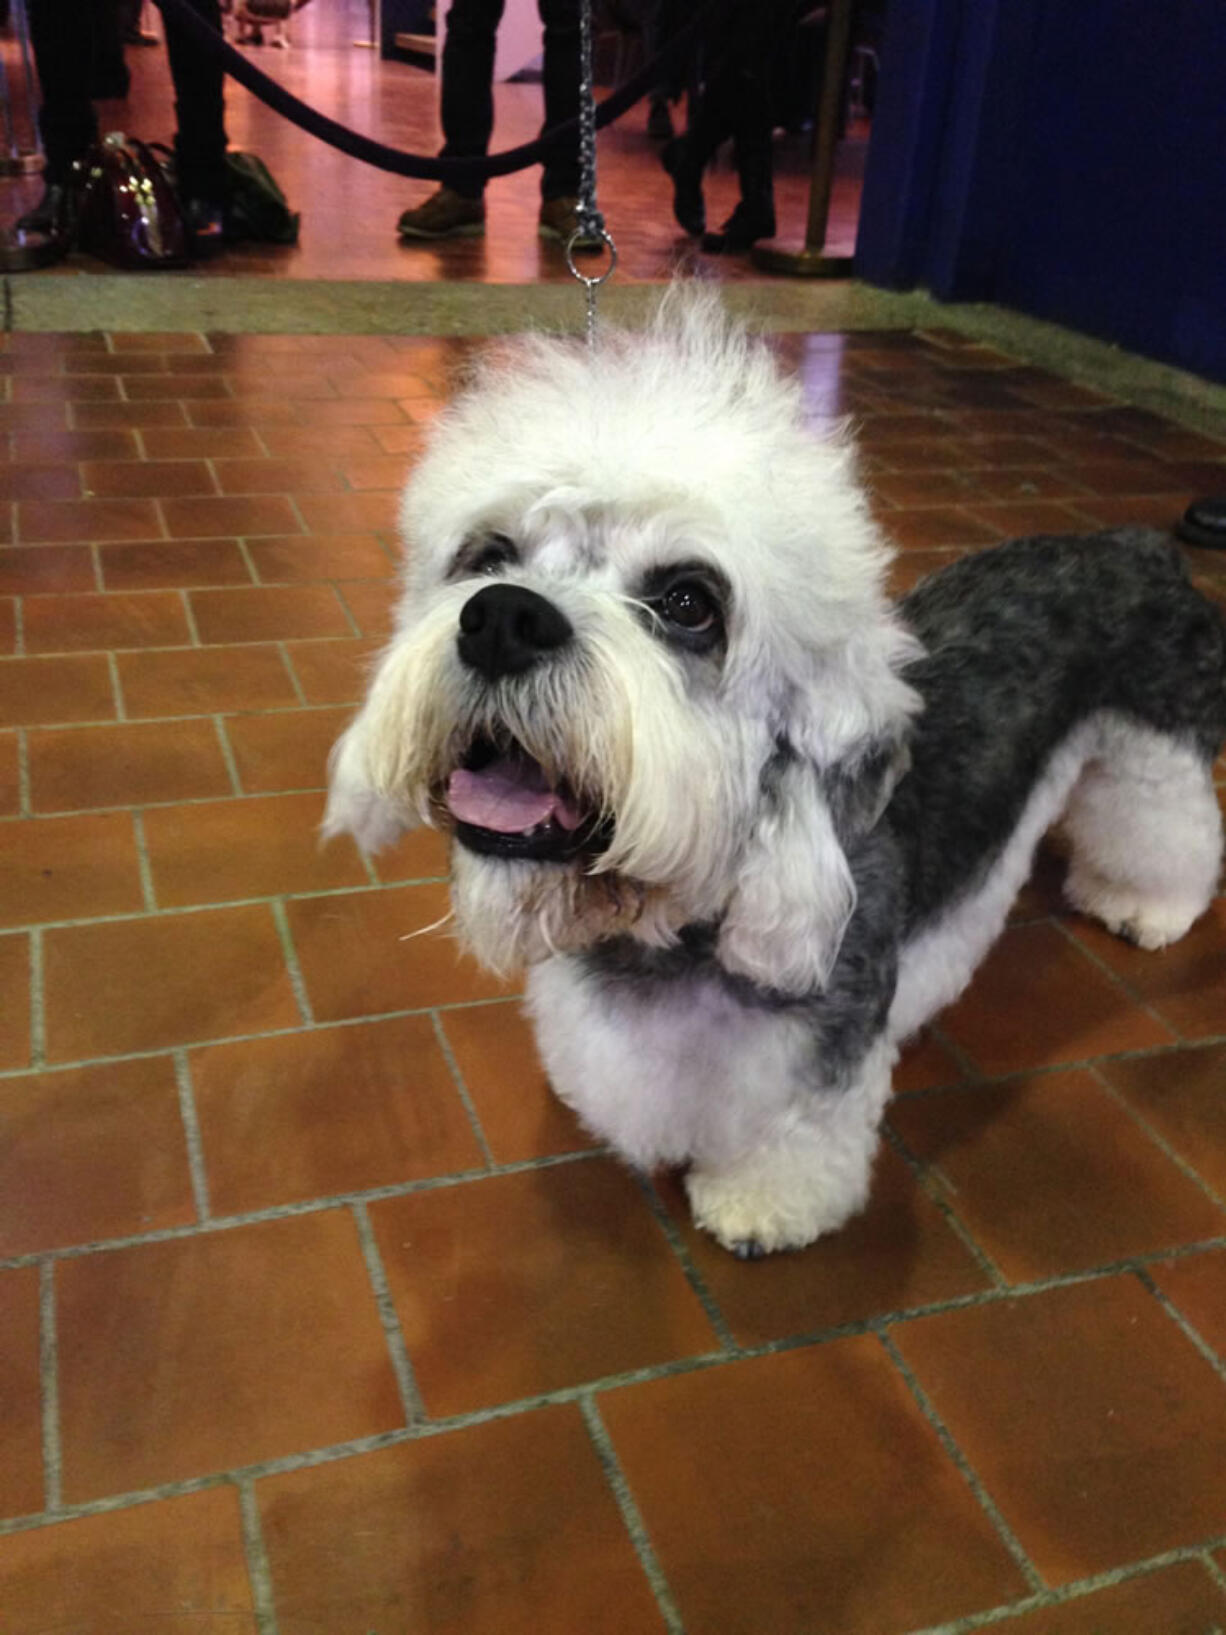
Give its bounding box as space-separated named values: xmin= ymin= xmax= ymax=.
xmin=470 ymin=535 xmax=518 ymax=575
xmin=659 ymin=581 xmax=719 ymax=633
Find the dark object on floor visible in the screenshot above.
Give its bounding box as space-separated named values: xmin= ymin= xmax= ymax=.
xmin=223 ymin=150 xmax=300 ymax=243
xmin=15 ymin=181 xmax=73 ymax=240
xmin=181 ymin=195 xmax=226 ymax=255
xmin=74 ymin=133 xmax=190 ymax=268
xmin=1176 ymin=497 xmax=1226 ymax=552
xmin=661 ymin=136 xmax=704 ymax=236
xmin=0 ymin=224 xmax=71 ymax=271
xmin=155 ymin=143 xmax=299 ymax=246
xmin=701 ymin=200 xmax=776 ymax=254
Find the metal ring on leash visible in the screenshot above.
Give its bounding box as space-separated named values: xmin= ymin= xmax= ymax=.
xmin=566 ymin=226 xmax=618 ymax=345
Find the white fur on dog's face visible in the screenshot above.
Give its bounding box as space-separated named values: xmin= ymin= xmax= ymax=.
xmin=325 ymin=293 xmax=921 ymax=991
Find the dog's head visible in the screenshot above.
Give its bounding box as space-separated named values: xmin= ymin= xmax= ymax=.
xmin=324 ymin=292 xmax=921 ymax=993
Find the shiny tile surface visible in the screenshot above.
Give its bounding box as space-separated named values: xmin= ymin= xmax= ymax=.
xmin=0 ymin=309 xmax=1223 ymax=1631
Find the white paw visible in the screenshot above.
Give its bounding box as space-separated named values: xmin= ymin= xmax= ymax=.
xmin=1064 ymin=871 xmax=1200 ymax=951
xmin=685 ymin=1163 xmax=861 ymax=1257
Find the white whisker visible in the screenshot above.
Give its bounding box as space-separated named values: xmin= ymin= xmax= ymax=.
xmin=397 ymin=909 xmax=455 ymax=943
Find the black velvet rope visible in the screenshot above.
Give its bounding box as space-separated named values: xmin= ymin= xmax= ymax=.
xmin=155 ymin=0 xmax=706 ymax=186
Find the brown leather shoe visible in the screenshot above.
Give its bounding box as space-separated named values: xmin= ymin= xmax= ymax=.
xmin=397 ymin=188 xmax=486 ymax=241
xmin=538 ymin=196 xmax=603 ymax=254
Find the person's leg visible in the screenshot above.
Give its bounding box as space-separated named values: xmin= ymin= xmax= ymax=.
xmin=537 ymin=0 xmax=579 ymax=200
xmin=439 ymin=0 xmax=507 ymax=196
xmin=155 ymin=0 xmax=229 ymax=206
xmin=659 ymin=0 xmax=741 ymax=236
xmin=701 ymin=1 xmax=785 ymax=251
xmin=26 ymin=0 xmax=101 ymax=183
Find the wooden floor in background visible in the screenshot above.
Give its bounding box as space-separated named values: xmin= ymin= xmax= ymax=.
xmin=1 ymin=0 xmax=866 ymax=284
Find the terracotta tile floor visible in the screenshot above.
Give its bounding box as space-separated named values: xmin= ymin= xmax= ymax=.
xmin=1 ymin=324 xmax=1225 ymax=1635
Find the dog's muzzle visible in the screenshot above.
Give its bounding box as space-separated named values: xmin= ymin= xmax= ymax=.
xmin=446 ymin=584 xmax=608 ymax=863
xmin=457 ymin=583 xmax=572 ymax=681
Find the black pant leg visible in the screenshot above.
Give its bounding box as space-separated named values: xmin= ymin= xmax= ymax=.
xmin=438 ymin=0 xmax=506 ymax=195
xmin=26 ymin=0 xmax=104 ymax=179
xmin=154 ymin=0 xmax=229 ymax=202
xmin=537 ymin=0 xmax=579 ymax=199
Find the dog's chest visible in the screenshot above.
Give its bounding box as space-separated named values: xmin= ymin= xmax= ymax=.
xmin=525 ymin=957 xmax=814 ymax=1170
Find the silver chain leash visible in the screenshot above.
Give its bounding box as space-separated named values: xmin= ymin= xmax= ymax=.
xmin=567 ymin=0 xmax=618 ymax=345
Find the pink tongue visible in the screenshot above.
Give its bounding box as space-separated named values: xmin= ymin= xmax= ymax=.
xmin=447 ymin=755 xmax=583 ymax=834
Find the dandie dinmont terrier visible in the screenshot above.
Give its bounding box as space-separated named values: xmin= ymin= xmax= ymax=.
xmin=325 ymin=293 xmax=1226 ymax=1257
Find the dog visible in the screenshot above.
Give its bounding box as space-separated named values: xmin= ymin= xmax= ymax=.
xmin=324 ymin=292 xmax=1226 ymax=1257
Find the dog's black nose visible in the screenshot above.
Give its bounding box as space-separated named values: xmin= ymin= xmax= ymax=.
xmin=457 ymin=584 xmax=573 ymax=680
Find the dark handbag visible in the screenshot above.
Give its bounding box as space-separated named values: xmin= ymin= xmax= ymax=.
xmin=73 ymin=133 xmax=189 ymax=270
xmin=223 ymin=151 xmax=300 ymax=245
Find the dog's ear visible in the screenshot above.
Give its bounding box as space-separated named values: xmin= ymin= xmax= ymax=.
xmin=716 ymin=752 xmax=855 ymax=996
xmin=716 ymin=733 xmax=909 ymax=997
xmin=322 ymin=715 xmax=413 ymax=855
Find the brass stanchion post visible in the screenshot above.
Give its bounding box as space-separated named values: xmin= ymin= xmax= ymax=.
xmin=751 ymin=0 xmax=855 ymax=277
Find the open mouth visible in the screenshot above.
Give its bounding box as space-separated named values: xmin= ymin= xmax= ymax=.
xmin=444 ymin=736 xmax=610 ymax=863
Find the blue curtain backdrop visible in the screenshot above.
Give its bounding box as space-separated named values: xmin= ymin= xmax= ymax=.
xmin=855 ymin=0 xmax=1226 ymax=383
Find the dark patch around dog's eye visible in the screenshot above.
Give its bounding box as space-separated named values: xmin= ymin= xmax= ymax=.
xmin=639 ymin=561 xmax=729 ymax=655
xmin=449 ymin=533 xmax=520 ymax=580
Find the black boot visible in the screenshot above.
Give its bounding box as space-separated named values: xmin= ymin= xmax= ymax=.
xmin=700 ymin=197 xmax=776 ymax=254
xmin=182 ymin=196 xmax=226 ymax=257
xmin=661 ymin=137 xmax=705 ymax=237
xmin=16 ymin=181 xmax=73 ymax=240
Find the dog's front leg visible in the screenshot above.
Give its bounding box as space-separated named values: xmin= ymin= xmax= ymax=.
xmin=684 ymin=1043 xmax=894 ymax=1257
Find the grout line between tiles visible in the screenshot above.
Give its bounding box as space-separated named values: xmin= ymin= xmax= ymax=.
xmin=928 ymin=1022 xmax=982 ymax=1085
xmin=907 ymin=1548 xmax=1226 ymax=1634
xmin=638 ymin=1174 xmax=738 ymax=1353
xmin=27 ymin=927 xmax=46 ymax=1069
xmin=1050 ymin=915 xmax=1187 ymax=1043
xmin=0 ymin=1148 xmax=612 ymax=1271
xmin=0 ymin=782 xmax=366 ymax=819
xmin=236 ymin=1479 xmax=281 ymax=1635
xmin=235 ymin=537 xmax=260 ymax=584
xmin=88 ymin=544 xmax=103 ymax=593
xmin=0 ymin=991 xmax=523 ymax=1088
xmin=1089 ymin=1064 xmax=1226 ymax=1213
xmin=427 ymin=1009 xmax=496 ymax=1171
xmin=880 ymin=1122 xmax=1009 ymax=1289
xmin=579 ymin=1396 xmax=686 ymax=1635
xmin=12 ymin=698 xmax=358 ymax=734
xmin=1202 ymin=1551 xmax=1226 ymax=1596
xmin=268 ymin=897 xmax=314 ymax=1025
xmin=351 ymin=1200 xmax=427 ymax=1426
xmin=15 ymin=726 xmax=30 ymax=816
xmin=875 ymin=1327 xmax=1044 ymax=1596
xmin=333 ymin=585 xmax=363 ymax=639
xmin=105 ymin=650 xmax=126 ymax=721
xmin=211 ymin=714 xmax=245 ymax=797
xmin=173 ymin=1050 xmax=212 ymax=1222
xmin=0 ymin=869 xmax=458 ymax=933
xmin=888 ymin=1031 xmax=1226 ymax=1103
xmin=129 ymin=810 xmax=158 ymax=911
xmin=179 ymin=587 xmax=203 ymax=647
xmin=275 ymin=639 xmax=308 ymax=705
xmin=1133 ymin=1265 xmax=1226 ymax=1382
xmin=38 ymin=1261 xmax=62 ymax=1513
xmin=11 ymin=594 xmax=24 ymax=658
